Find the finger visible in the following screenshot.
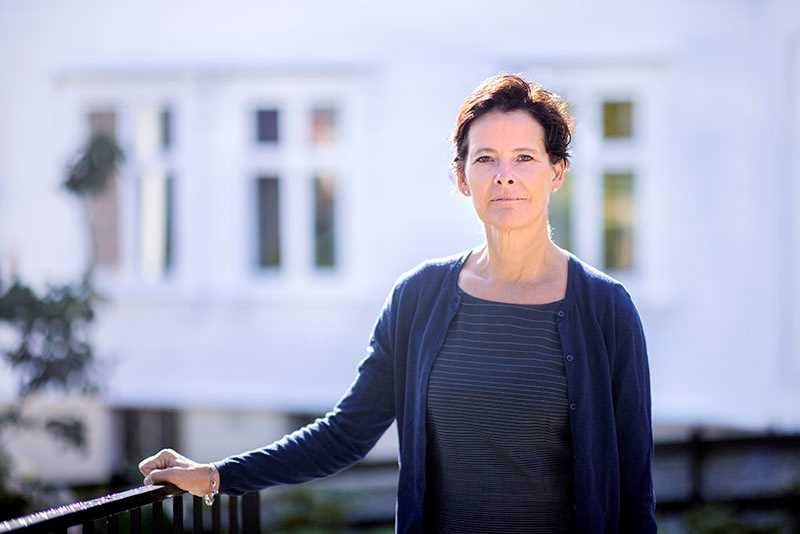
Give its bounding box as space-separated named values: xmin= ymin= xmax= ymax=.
xmin=139 ymin=452 xmax=162 ymax=477
xmin=139 ymin=453 xmax=170 ymax=476
xmin=145 ymin=466 xmax=209 ymax=496
xmin=139 ymin=449 xmax=186 ymax=476
xmin=144 ymin=466 xmax=183 ymax=487
xmin=158 ymin=448 xmax=195 ymax=469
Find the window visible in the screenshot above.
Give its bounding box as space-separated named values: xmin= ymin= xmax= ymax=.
xmin=549 ymin=171 xmax=574 ymax=251
xmin=313 ymin=174 xmax=336 ymax=268
xmin=602 ymin=100 xmax=634 ymax=139
xmin=256 ymin=176 xmax=281 ymax=268
xmin=246 ymin=98 xmax=348 ymax=279
xmin=164 ymin=174 xmax=175 ymax=271
xmin=256 ymin=109 xmax=279 ymax=143
xmin=600 ymin=97 xmax=636 ymax=272
xmin=136 ymin=105 xmax=176 ymax=279
xmin=309 ymin=106 xmax=337 ymax=145
xmin=139 ymin=172 xmax=175 ymax=276
xmin=603 ymin=171 xmax=635 ymax=271
xmin=89 ymin=110 xmax=116 ymax=138
xmin=160 ymin=107 xmax=172 ymax=150
xmin=287 ymin=412 xmax=321 ymax=431
xmin=87 ymin=110 xmax=121 ymax=270
xmin=519 ymin=68 xmax=651 ymax=279
xmin=115 ymin=408 xmax=180 ymax=476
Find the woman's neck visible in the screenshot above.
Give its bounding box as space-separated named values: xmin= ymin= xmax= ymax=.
xmin=476 ymin=226 xmax=561 ymax=284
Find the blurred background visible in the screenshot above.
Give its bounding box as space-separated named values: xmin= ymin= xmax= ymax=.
xmin=1 ymin=1 xmax=799 ymax=532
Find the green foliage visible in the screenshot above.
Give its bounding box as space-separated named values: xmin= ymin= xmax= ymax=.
xmin=0 ymin=278 xmax=99 ymax=453
xmin=268 ymin=486 xmax=349 ymax=531
xmin=0 ymin=130 xmax=122 ymax=512
xmin=684 ymin=504 xmax=785 ymax=534
xmin=0 ymin=279 xmax=98 ymax=399
xmin=63 ymin=134 xmax=124 ymax=195
xmin=0 ymin=448 xmax=27 ymax=519
xmin=0 ymin=486 xmax=28 ymax=521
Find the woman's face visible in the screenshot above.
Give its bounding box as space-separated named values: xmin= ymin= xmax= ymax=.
xmin=459 ymin=109 xmax=565 ymax=233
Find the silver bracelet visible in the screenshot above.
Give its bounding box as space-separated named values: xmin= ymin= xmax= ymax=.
xmin=203 ymin=464 xmax=219 ymax=506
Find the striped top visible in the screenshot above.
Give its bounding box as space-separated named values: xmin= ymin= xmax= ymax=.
xmin=423 ymin=286 xmax=576 ymax=533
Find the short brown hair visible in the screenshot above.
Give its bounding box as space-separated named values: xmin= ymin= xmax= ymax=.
xmin=450 ymin=73 xmax=575 ymax=180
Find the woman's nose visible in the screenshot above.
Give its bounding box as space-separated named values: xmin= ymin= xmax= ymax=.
xmin=495 ymin=166 xmax=515 ymax=185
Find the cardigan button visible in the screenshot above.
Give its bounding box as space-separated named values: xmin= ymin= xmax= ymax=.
xmin=566 ymin=354 xmax=574 ymax=362
xmin=557 ymin=310 xmax=565 ymax=317
xmin=569 ymin=402 xmax=576 ymax=410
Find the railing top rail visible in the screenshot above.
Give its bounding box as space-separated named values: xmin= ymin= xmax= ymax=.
xmin=0 ymin=484 xmax=185 ymax=533
xmin=656 ymin=433 xmax=800 ymax=453
xmin=2 ymin=432 xmax=800 ymax=532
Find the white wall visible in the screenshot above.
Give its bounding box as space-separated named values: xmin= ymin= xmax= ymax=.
xmin=182 ymin=408 xmax=397 ymax=464
xmin=181 ymin=408 xmax=288 ymax=464
xmin=1 ymin=0 xmax=799 ymax=485
xmin=0 ymin=395 xmax=113 ymax=483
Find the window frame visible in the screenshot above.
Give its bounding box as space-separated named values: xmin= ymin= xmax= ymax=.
xmin=519 ymin=62 xmax=670 ymax=306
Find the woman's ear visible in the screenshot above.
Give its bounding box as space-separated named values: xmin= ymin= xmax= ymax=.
xmin=551 ymin=160 xmax=566 ymax=192
xmin=458 ymin=173 xmax=471 ymax=196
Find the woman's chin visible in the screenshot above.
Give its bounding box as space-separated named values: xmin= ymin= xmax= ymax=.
xmin=482 ymin=217 xmax=539 ymax=234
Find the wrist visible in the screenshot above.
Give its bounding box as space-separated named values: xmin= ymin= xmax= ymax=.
xmin=203 ymin=464 xmax=219 ymax=506
xmin=210 ymin=464 xmax=221 ymax=491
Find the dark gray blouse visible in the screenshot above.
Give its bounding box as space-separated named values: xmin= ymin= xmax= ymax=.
xmin=423 ymin=286 xmax=576 ymax=533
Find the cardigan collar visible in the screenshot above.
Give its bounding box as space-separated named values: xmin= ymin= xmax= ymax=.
xmin=448 ymin=245 xmax=578 ymax=319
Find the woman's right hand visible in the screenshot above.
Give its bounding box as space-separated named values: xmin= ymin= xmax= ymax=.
xmin=138 ymin=448 xmax=219 ymax=497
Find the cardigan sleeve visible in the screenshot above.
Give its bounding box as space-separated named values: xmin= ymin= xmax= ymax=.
xmin=612 ymin=287 xmax=657 ymax=532
xmin=212 ymin=283 xmax=399 ymax=495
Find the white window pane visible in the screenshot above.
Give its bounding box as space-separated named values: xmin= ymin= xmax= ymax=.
xmin=313 ymin=174 xmax=336 ymax=268
xmin=256 ymin=109 xmax=279 ymax=143
xmin=139 ymin=172 xmax=174 ymax=278
xmin=87 ymin=110 xmax=120 ymax=269
xmin=256 ymin=176 xmax=281 ymax=267
xmin=603 ymin=171 xmax=635 ymax=270
xmin=602 ymin=100 xmax=634 ymax=139
xmin=310 ymin=107 xmax=337 ymax=145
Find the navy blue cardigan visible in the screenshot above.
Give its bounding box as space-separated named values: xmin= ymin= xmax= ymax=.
xmin=215 ymin=248 xmax=657 ymax=533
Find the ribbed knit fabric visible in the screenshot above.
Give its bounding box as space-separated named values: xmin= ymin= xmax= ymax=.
xmin=423 ymin=286 xmax=576 ymax=533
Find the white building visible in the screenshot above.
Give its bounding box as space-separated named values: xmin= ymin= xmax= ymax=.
xmin=1 ymin=0 xmax=799 ymax=486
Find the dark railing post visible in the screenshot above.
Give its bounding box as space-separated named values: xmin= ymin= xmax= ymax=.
xmin=228 ymin=495 xmax=239 ymax=534
xmin=82 ymin=520 xmax=95 ymax=533
xmin=172 ymin=494 xmax=183 ymax=533
xmin=689 ymin=427 xmax=704 ymax=505
xmin=242 ymin=492 xmax=261 ymax=534
xmin=153 ymin=499 xmax=163 ymax=534
xmin=212 ymin=497 xmax=221 ymax=534
xmin=131 ymin=507 xmax=142 ymax=534
xmin=107 ymin=514 xmax=119 ymax=534
xmin=193 ymin=496 xmax=203 ymax=534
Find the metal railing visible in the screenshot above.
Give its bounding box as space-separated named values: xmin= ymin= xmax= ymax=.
xmin=2 ymin=431 xmax=799 ymax=532
xmin=0 ymin=484 xmax=260 ymax=534
xmin=654 ymin=430 xmax=800 ymax=523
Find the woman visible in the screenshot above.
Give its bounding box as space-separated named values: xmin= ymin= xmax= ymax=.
xmin=140 ymin=74 xmax=657 ymax=533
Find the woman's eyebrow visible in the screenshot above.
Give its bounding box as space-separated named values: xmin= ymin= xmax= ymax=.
xmin=474 ymin=147 xmax=542 ymax=154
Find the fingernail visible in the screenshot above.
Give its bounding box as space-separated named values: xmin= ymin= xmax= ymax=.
xmin=144 ymin=477 xmax=152 ymax=485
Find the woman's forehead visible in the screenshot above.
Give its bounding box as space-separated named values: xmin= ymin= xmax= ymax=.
xmin=467 ymin=109 xmax=546 ymax=151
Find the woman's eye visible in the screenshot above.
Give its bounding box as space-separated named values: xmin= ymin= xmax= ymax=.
xmin=475 ymin=156 xmax=493 ymax=163
xmin=518 ymin=154 xmax=534 ymax=162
